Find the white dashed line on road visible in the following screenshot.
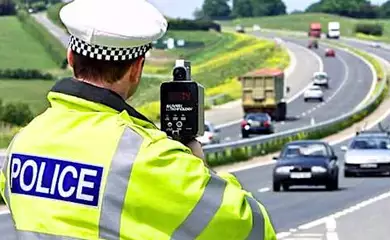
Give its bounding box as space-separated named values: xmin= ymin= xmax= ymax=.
xmin=257 ymin=187 xmax=270 ymax=193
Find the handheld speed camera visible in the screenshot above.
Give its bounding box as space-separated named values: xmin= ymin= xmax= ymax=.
xmin=160 ymin=60 xmax=205 ymax=143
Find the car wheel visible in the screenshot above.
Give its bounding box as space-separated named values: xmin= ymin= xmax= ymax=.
xmin=326 ymin=175 xmax=339 ymax=191
xmin=282 ymin=184 xmax=290 ymax=191
xmin=242 ymin=132 xmax=249 ymax=138
xmin=319 ymin=97 xmax=324 ymax=102
xmin=344 ymin=171 xmax=354 ymax=178
xmin=273 ymin=182 xmax=281 ymax=192
xmin=304 ymin=98 xmax=308 ymax=102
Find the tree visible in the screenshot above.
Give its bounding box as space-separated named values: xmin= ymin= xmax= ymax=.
xmin=201 ymin=0 xmax=231 ymax=19
xmin=1 ymin=102 xmax=34 ymax=126
xmin=305 ymin=0 xmax=380 ymax=18
xmin=0 ymin=0 xmax=15 ymax=16
xmin=193 ymin=7 xmax=206 ymax=20
xmin=232 ymin=0 xmax=286 ymax=17
xmin=232 ymin=0 xmax=253 ymax=17
xmin=379 ymin=0 xmax=390 ymax=18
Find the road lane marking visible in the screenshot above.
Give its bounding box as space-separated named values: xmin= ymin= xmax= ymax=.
xmin=257 ymin=187 xmax=270 ymax=193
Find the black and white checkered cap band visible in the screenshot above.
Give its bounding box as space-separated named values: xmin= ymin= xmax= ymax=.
xmin=69 ymin=35 xmax=152 ymax=61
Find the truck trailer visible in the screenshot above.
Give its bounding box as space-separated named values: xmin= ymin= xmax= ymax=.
xmin=239 ymin=68 xmax=288 ymax=121
xmin=308 ymin=22 xmax=322 ymax=38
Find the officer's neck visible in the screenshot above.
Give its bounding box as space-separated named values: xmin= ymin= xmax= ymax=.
xmin=74 ymin=77 xmax=130 ymax=100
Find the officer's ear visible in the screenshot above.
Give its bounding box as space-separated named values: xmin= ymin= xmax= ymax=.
xmin=128 ymin=56 xmax=145 ymax=84
xmin=67 ymin=47 xmax=74 ymax=68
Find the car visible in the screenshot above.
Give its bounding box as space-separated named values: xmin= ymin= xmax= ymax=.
xmin=272 ymin=140 xmax=339 ymax=191
xmin=241 ymin=112 xmax=274 ymax=138
xmin=370 ymin=41 xmax=381 ymax=48
xmin=312 ymin=71 xmax=329 ymax=88
xmin=342 ymin=131 xmax=390 ymax=177
xmin=304 ymin=85 xmax=324 ymax=102
xmin=308 ymin=39 xmax=318 ymax=49
xmin=325 ymin=48 xmax=336 ymax=57
xmin=235 ymin=25 xmax=245 ymax=33
xmin=196 ymin=121 xmax=221 ymax=145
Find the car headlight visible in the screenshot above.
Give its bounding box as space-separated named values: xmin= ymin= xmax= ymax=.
xmin=311 ymin=166 xmax=327 ymax=173
xmin=275 ymin=166 xmax=294 ymax=173
xmin=244 ymin=125 xmax=250 ymax=130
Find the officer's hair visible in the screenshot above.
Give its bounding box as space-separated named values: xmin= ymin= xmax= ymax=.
xmin=71 ymin=50 xmax=139 ymax=83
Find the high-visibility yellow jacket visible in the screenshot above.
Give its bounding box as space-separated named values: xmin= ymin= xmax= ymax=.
xmin=0 ymin=78 xmax=277 ymax=240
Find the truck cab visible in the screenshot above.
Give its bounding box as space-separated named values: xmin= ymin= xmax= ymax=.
xmin=308 ymin=22 xmax=322 ymax=38
xmin=239 ymin=68 xmax=289 ymax=121
xmin=327 ymin=22 xmax=340 ymax=39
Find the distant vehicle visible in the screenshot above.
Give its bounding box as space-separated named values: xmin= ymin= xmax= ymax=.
xmin=327 ymin=22 xmax=340 ymax=39
xmin=312 ymin=72 xmax=330 ymax=88
xmin=304 ymin=85 xmax=324 ymax=102
xmin=235 ymin=25 xmax=245 ymax=33
xmin=253 ymin=24 xmax=261 ymax=31
xmin=272 ymin=140 xmax=339 ymax=191
xmin=308 ymin=39 xmax=318 ymax=49
xmin=196 ymin=121 xmax=221 ymax=145
xmin=341 ymin=131 xmax=390 ymax=177
xmin=241 ymin=112 xmax=274 ymax=138
xmin=308 ymin=22 xmax=322 ymax=38
xmin=239 ymin=68 xmax=289 ymax=121
xmin=325 ymin=48 xmax=336 ymax=57
xmin=370 ymin=41 xmax=381 ymax=48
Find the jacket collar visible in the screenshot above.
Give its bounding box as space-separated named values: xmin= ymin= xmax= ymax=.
xmin=50 ymin=78 xmax=156 ymax=127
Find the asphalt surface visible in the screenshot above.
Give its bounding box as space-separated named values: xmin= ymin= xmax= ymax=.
xmin=282 ymin=194 xmax=390 ymax=239
xmin=217 ymin=35 xmax=374 ymax=143
xmin=232 ymin=113 xmax=390 ymax=234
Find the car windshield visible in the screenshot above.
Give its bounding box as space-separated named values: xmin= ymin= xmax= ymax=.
xmin=281 ymin=143 xmax=328 ymax=158
xmin=350 ymin=137 xmax=390 ymax=150
xmin=246 ymin=114 xmax=269 ymax=121
xmin=314 ymin=74 xmax=327 ymax=80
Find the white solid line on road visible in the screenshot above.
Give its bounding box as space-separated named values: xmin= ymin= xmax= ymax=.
xmin=298 ymin=190 xmax=390 ymax=231
xmin=325 ymin=217 xmax=339 ymax=240
xmin=257 ymin=187 xmax=270 ymax=193
xmin=295 ymin=234 xmax=324 ymax=237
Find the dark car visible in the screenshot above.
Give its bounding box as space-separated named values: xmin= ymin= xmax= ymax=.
xmin=272 ymin=140 xmax=339 ymax=192
xmin=308 ymin=39 xmax=318 ymax=49
xmin=241 ymin=113 xmax=274 ymax=138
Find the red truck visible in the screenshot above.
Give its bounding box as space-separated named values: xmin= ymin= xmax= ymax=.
xmin=308 ymin=22 xmax=322 ymax=38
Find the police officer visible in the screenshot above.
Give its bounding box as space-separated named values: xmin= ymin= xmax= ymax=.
xmin=0 ymin=0 xmax=277 ymax=239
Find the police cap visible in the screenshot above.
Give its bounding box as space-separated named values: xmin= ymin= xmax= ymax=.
xmin=59 ymin=0 xmax=168 ymax=61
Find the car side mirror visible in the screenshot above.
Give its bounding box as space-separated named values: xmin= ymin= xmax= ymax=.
xmin=272 ymin=156 xmax=279 ymax=160
xmin=286 ymin=86 xmax=290 ymax=93
xmin=341 ymin=146 xmax=348 ymax=152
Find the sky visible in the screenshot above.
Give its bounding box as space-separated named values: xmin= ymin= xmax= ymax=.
xmin=148 ymin=0 xmax=388 ymax=19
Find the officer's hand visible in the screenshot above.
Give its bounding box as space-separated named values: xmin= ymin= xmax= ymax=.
xmin=186 ymin=139 xmax=205 ymax=161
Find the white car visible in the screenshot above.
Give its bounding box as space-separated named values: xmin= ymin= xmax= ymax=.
xmin=370 ymin=41 xmax=381 ymax=48
xmin=312 ymin=72 xmax=329 ymax=88
xmin=304 ymin=85 xmax=324 ymax=102
xmin=196 ymin=121 xmax=221 ymax=145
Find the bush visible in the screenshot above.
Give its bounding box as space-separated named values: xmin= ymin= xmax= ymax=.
xmin=354 ymin=23 xmax=383 ymax=36
xmin=1 ymin=102 xmax=34 ymax=126
xmin=0 ymin=68 xmax=53 ymax=80
xmin=16 ymin=9 xmax=67 ymax=68
xmin=168 ymin=18 xmax=221 ymax=32
xmin=30 ymin=1 xmax=47 ymax=12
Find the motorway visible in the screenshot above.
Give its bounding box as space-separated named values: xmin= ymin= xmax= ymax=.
xmin=216 ymin=35 xmax=375 ymax=143
xmin=233 ymin=112 xmax=390 ymax=236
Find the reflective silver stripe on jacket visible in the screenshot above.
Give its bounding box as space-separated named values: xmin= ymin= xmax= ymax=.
xmin=245 ymin=196 xmax=265 ymax=240
xmin=171 ymin=172 xmax=227 ymax=239
xmin=171 ymin=172 xmax=265 ymax=240
xmin=99 ymin=127 xmax=143 ymax=239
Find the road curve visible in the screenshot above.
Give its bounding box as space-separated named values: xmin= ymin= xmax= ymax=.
xmin=217 ymin=34 xmax=374 ymax=143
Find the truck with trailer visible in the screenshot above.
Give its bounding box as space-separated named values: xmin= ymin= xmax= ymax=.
xmin=239 ymin=68 xmax=288 ymax=121
xmin=308 ymin=22 xmax=322 ymax=38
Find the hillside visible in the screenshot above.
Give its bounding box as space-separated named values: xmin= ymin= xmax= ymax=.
xmin=218 ymin=13 xmax=390 ymax=42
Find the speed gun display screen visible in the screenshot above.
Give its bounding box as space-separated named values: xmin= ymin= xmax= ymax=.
xmin=168 ymin=91 xmax=192 ymax=102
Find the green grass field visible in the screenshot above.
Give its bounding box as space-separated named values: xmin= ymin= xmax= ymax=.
xmin=0 ymin=16 xmax=57 ymax=70
xmin=219 ymin=13 xmax=390 ymax=42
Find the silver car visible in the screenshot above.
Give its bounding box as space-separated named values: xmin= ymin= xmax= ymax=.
xmin=341 ymin=131 xmax=390 ymax=177
xmin=196 ymin=121 xmax=221 ymax=145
